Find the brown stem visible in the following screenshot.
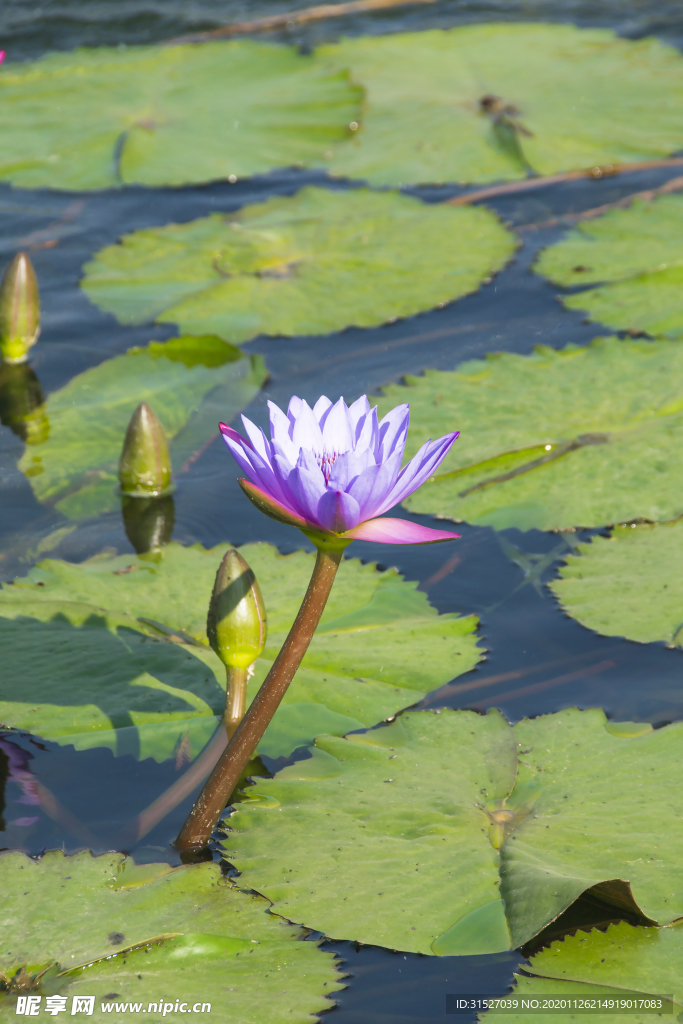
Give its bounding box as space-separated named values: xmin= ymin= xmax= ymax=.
xmin=224 ymin=665 xmax=248 ymax=739
xmin=447 ymin=157 xmax=683 ymax=207
xmin=175 ymin=541 xmax=347 ymax=852
xmin=518 ymin=173 xmax=683 ymax=232
xmin=165 ymin=0 xmax=435 ymax=45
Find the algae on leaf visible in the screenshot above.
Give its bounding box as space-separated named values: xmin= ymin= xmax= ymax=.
xmin=536 ymin=195 xmax=683 ymax=339
xmin=376 ymin=337 xmax=683 ymax=531
xmin=0 ymin=542 xmax=483 ymax=759
xmin=317 ymin=24 xmax=683 ymax=187
xmin=0 ymin=851 xmax=342 ymax=1024
xmin=0 ymin=41 xmax=360 ymax=190
xmin=18 ymin=335 xmax=267 ymax=520
xmin=550 ymin=521 xmax=683 ymax=646
xmin=224 ymin=708 xmax=683 ymax=955
xmin=81 ymin=187 xmax=515 ymax=345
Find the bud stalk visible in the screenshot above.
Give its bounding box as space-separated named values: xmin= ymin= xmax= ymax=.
xmin=206 ymin=549 xmax=267 ymax=738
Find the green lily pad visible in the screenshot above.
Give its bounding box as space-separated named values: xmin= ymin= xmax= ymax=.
xmin=223 ymin=708 xmax=683 ymax=955
xmin=81 ymin=186 xmax=515 ymax=345
xmin=375 ymin=336 xmax=683 ymax=531
xmin=0 ymin=542 xmax=482 ymax=759
xmin=224 ymin=708 xmax=518 ymax=956
xmin=502 ymin=708 xmax=683 ymax=948
xmin=550 ymin=521 xmax=683 ymax=647
xmin=0 ymin=850 xmax=342 ymax=1023
xmin=18 ymin=334 xmax=267 ymax=520
xmin=535 ymin=195 xmax=683 ymax=339
xmin=483 ymin=922 xmax=683 ymax=1022
xmin=0 ymin=40 xmax=360 ymax=190
xmin=316 ymin=24 xmax=683 ymax=187
xmin=0 ymin=600 xmax=224 ymax=744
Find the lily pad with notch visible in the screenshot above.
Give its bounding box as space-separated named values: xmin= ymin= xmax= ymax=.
xmin=550 ymin=520 xmax=683 ymax=647
xmin=81 ymin=186 xmax=516 ymax=346
xmin=316 ymin=24 xmax=683 ymax=187
xmin=376 ymin=336 xmax=683 ymax=531
xmin=0 ymin=542 xmax=483 ymax=760
xmin=535 ymin=194 xmax=683 ymax=339
xmin=0 ymin=40 xmax=360 ymax=190
xmin=0 ymin=850 xmax=342 ymax=1023
xmin=481 ymin=921 xmax=683 ymax=1023
xmin=18 ymin=335 xmax=267 ymax=520
xmin=223 ymin=707 xmax=683 ymax=954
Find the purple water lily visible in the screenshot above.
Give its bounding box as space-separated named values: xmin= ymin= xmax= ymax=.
xmin=220 ymin=395 xmax=460 ymax=545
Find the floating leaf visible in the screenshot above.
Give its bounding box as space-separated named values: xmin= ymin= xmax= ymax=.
xmin=535 ymin=195 xmax=683 ymax=339
xmin=18 ymin=335 xmax=267 ymax=520
xmin=375 ymin=337 xmax=683 ymax=531
xmin=224 ymin=708 xmax=683 ymax=954
xmin=0 ymin=850 xmax=342 ymax=1023
xmin=484 ymin=922 xmax=683 ymax=1022
xmin=501 ymin=709 xmax=683 ymax=947
xmin=316 ymin=25 xmax=683 ymax=187
xmin=0 ymin=600 xmax=224 ymax=743
xmin=225 ymin=709 xmax=518 ymax=956
xmin=0 ymin=542 xmax=482 ymax=758
xmin=81 ymin=187 xmax=515 ymax=345
xmin=550 ymin=521 xmax=683 ymax=647
xmin=0 ymin=41 xmax=360 ymax=190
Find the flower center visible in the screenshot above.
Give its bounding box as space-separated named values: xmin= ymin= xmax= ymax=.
xmin=316 ymin=450 xmax=339 ymax=483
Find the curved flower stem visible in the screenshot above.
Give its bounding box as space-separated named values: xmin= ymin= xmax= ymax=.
xmin=175 ymin=540 xmax=348 ymax=853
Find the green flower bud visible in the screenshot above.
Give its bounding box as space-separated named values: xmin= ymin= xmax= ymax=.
xmin=0 ymin=253 xmax=41 ymax=365
xmin=119 ymin=402 xmax=174 ymax=497
xmin=207 ymin=549 xmax=267 ymax=670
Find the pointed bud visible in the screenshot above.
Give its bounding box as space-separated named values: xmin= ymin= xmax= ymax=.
xmin=207 ymin=549 xmax=267 ymax=670
xmin=0 ymin=253 xmax=41 ymax=365
xmin=119 ymin=402 xmax=173 ymax=497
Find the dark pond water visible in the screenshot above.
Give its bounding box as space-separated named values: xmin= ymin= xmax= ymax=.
xmin=1 ymin=1 xmax=683 ymax=1020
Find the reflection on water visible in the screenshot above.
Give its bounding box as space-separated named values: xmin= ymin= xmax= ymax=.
xmin=0 ymin=362 xmax=48 ymax=445
xmin=1 ymin=1 xmax=683 ymax=1017
xmin=121 ymin=493 xmax=175 ymax=554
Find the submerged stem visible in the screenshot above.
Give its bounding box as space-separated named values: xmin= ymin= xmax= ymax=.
xmin=175 ymin=541 xmax=347 ymax=852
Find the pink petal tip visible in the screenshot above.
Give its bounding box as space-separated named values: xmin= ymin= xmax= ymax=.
xmin=343 ymin=517 xmax=461 ymax=545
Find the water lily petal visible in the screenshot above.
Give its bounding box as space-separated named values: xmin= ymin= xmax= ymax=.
xmin=238 ymin=478 xmax=317 ymax=530
xmin=349 ymin=395 xmax=371 ymax=436
xmin=322 ymin=396 xmax=354 ymax=455
xmin=344 ymin=517 xmax=461 ymax=544
xmin=346 ymin=448 xmax=403 ymax=519
xmin=313 ymin=395 xmax=334 ymax=426
xmin=378 ymin=404 xmax=410 ymax=461
xmin=317 ymin=489 xmax=361 ymax=533
xmin=375 ymin=432 xmax=459 ymax=514
xmin=355 ymin=404 xmax=379 ymax=454
xmin=268 ymin=401 xmax=297 ymax=458
xmin=292 ymin=399 xmax=324 ymax=453
xmin=220 ymin=426 xmax=290 ymax=504
xmin=240 ymin=415 xmax=273 ymax=463
xmin=287 ymin=448 xmax=327 ymax=520
xmin=327 ymin=447 xmax=375 ymax=492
